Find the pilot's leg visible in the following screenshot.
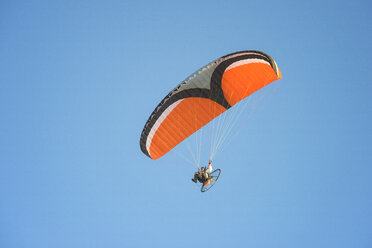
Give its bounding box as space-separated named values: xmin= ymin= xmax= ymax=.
xmin=192 ymin=173 xmax=198 ymax=183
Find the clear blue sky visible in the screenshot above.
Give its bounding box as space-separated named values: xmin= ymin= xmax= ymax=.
xmin=1 ymin=0 xmax=371 ymax=247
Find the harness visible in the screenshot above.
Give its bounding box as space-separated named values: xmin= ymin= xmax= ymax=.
xmin=197 ymin=170 xmax=209 ymax=183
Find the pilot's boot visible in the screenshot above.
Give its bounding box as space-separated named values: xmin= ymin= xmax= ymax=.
xmin=192 ymin=178 xmax=197 ymax=183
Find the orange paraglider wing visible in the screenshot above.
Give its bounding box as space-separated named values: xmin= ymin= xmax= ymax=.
xmin=140 ymin=50 xmax=281 ymax=160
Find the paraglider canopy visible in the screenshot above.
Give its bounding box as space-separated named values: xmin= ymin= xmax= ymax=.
xmin=140 ymin=50 xmax=281 ymax=160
